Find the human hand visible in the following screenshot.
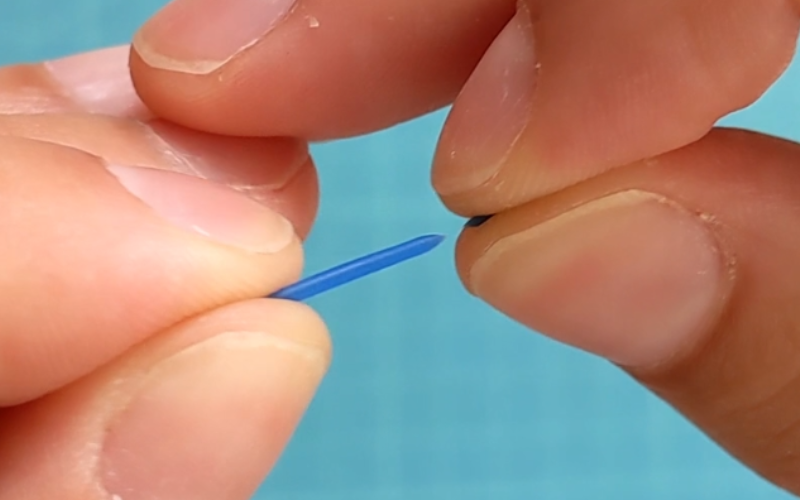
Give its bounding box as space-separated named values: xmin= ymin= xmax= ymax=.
xmin=128 ymin=0 xmax=800 ymax=494
xmin=0 ymin=47 xmax=330 ymax=499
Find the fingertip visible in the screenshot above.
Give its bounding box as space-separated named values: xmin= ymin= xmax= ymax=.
xmin=0 ymin=136 xmax=307 ymax=405
xmin=99 ymin=300 xmax=331 ymax=500
xmin=462 ymin=191 xmax=730 ymax=369
xmin=436 ymin=0 xmax=800 ymax=216
xmin=128 ymin=0 xmax=514 ymax=138
xmin=456 ymin=129 xmax=800 ymax=494
xmin=0 ymin=299 xmax=331 ymax=500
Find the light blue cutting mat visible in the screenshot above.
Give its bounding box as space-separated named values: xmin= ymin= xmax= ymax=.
xmin=2 ymin=2 xmax=798 ymax=499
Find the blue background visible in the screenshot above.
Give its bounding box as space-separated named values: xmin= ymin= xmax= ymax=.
xmin=2 ymin=2 xmax=798 ymax=499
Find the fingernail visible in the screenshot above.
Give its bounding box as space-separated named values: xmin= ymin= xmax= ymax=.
xmin=433 ymin=7 xmax=537 ymax=196
xmin=108 ymin=164 xmax=294 ymax=253
xmin=147 ymin=121 xmax=308 ymax=196
xmin=101 ymin=332 xmax=327 ymax=500
xmin=470 ymin=190 xmax=726 ymax=368
xmin=44 ymin=45 xmax=150 ymax=117
xmin=134 ymin=0 xmax=297 ymax=74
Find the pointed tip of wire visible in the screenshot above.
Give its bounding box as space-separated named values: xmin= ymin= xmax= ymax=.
xmin=269 ymin=233 xmax=447 ymax=302
xmin=419 ymin=233 xmax=446 ymax=246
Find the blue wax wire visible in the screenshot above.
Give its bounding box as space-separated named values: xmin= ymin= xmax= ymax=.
xmin=269 ymin=234 xmax=445 ymax=301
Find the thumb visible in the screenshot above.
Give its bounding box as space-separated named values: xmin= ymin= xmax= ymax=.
xmin=0 ymin=299 xmax=331 ymax=500
xmin=434 ymin=1 xmax=800 ymax=494
xmin=455 ymin=129 xmax=800 ymax=494
xmin=0 ymin=133 xmax=303 ymax=405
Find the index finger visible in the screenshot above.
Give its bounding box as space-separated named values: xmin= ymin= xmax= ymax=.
xmin=129 ymin=0 xmax=514 ymax=139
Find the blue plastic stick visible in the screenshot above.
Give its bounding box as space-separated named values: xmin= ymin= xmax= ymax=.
xmin=269 ymin=234 xmax=445 ymax=301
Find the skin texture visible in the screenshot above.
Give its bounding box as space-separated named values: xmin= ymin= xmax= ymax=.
xmin=131 ymin=0 xmax=517 ymax=138
xmin=0 ymin=47 xmax=329 ymax=500
xmin=2 ymin=0 xmax=800 ymax=498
